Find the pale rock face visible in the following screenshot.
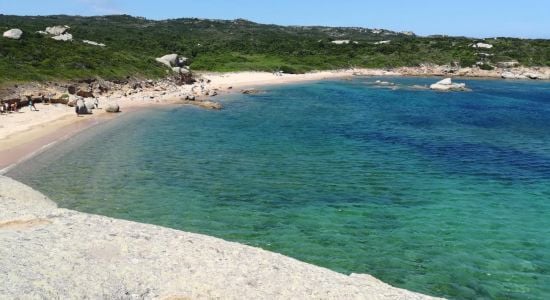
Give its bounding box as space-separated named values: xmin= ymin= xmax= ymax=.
xmin=45 ymin=25 xmax=70 ymax=36
xmin=82 ymin=40 xmax=106 ymax=47
xmin=105 ymin=103 xmax=120 ymax=113
xmin=3 ymin=29 xmax=23 ymax=40
xmin=472 ymin=42 xmax=493 ymax=49
xmin=430 ymin=78 xmax=467 ymax=91
xmin=331 ymin=40 xmax=351 ymax=45
xmin=156 ymin=54 xmax=189 ymax=73
xmin=51 ymin=33 xmax=73 ymax=41
xmin=374 ymin=40 xmax=391 ymax=45
xmin=156 ymin=54 xmax=180 ymax=67
xmin=501 ymin=72 xmax=528 ymax=80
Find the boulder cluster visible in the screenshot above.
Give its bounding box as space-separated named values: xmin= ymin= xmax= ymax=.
xmin=155 ymin=54 xmax=190 ymax=75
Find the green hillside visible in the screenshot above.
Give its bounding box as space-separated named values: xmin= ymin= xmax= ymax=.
xmin=1 ymin=14 xmax=549 ymax=83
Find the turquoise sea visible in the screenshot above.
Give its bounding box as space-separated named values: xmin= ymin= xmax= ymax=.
xmin=9 ymin=77 xmax=550 ymax=299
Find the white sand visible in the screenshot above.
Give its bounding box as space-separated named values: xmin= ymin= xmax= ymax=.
xmin=0 ymin=175 xmax=440 ymax=299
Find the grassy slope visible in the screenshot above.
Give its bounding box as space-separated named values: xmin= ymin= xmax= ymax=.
xmin=0 ymin=15 xmax=549 ymax=83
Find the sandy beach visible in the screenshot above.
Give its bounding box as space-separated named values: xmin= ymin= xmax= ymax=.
xmin=0 ymin=69 xmax=386 ymax=171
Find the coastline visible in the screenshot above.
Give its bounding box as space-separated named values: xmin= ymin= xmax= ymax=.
xmin=2 ymin=70 xmax=548 ymax=298
xmin=2 ymin=66 xmax=549 ymax=172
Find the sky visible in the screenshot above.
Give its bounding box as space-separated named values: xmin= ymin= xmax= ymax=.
xmin=1 ymin=0 xmax=549 ymax=38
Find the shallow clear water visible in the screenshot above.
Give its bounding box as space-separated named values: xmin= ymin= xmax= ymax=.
xmin=9 ymin=77 xmax=550 ymax=299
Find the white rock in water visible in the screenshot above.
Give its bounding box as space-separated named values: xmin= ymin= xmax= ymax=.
xmin=52 ymin=33 xmax=73 ymax=41
xmin=45 ymin=25 xmax=70 ymax=35
xmin=82 ymin=40 xmax=106 ymax=47
xmin=472 ymin=42 xmax=493 ymax=49
xmin=430 ymin=78 xmax=467 ymax=91
xmin=3 ymin=29 xmax=23 ymax=39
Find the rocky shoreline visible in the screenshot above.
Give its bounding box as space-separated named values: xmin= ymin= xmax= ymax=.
xmin=1 ymin=65 xmax=548 ymax=115
xmin=0 ymin=175 xmax=440 ymax=299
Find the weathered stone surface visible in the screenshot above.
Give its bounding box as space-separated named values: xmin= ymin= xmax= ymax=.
xmin=45 ymin=25 xmax=70 ymax=35
xmin=195 ymin=100 xmax=223 ymax=110
xmin=51 ymin=33 xmax=73 ymax=41
xmin=3 ymin=29 xmax=23 ymax=40
xmin=501 ymin=72 xmax=528 ymax=80
xmin=0 ymin=175 xmax=439 ymax=299
xmin=429 ymin=78 xmax=467 ymax=91
xmin=472 ymin=42 xmax=493 ymax=49
xmin=105 ymin=102 xmax=120 ymax=113
xmin=75 ymin=99 xmax=90 ymax=114
xmin=82 ymin=40 xmax=106 ymax=47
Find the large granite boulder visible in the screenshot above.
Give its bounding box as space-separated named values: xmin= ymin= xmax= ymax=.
xmin=472 ymin=42 xmax=493 ymax=49
xmin=45 ymin=25 xmax=70 ymax=35
xmin=105 ymin=102 xmax=120 ymax=113
xmin=3 ymin=29 xmax=23 ymax=40
xmin=156 ymin=54 xmax=188 ymax=68
xmin=501 ymin=72 xmax=528 ymax=80
xmin=51 ymin=33 xmax=73 ymax=41
xmin=75 ymin=99 xmax=90 ymax=114
xmin=84 ymin=99 xmax=96 ymax=111
xmin=430 ymin=78 xmax=467 ymax=91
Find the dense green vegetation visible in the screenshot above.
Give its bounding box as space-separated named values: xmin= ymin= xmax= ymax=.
xmin=1 ymin=14 xmax=549 ymax=83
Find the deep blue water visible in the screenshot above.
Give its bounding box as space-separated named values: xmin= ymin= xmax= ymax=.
xmin=9 ymin=77 xmax=550 ymax=299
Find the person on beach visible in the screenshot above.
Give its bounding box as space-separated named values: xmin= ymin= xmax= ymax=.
xmin=75 ymin=103 xmax=79 ymax=116
xmin=0 ymin=101 xmax=5 ymax=114
xmin=27 ymin=96 xmax=37 ymax=111
xmin=11 ymin=102 xmax=17 ymax=112
xmin=4 ymin=101 xmax=9 ymax=113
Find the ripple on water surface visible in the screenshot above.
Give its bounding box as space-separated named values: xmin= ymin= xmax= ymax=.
xmin=9 ymin=77 xmax=550 ymax=299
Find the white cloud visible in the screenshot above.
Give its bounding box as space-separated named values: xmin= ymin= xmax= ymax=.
xmin=77 ymin=0 xmax=124 ymax=15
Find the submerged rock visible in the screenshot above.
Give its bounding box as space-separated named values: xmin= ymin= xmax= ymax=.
xmin=429 ymin=78 xmax=467 ymax=91
xmin=195 ymin=101 xmax=223 ymax=110
xmin=3 ymin=29 xmax=23 ymax=40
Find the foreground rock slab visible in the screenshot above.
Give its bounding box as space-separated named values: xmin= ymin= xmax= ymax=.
xmin=0 ymin=176 xmax=440 ymax=299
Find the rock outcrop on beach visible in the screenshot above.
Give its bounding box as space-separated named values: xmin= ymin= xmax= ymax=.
xmin=430 ymin=78 xmax=467 ymax=91
xmin=105 ymin=102 xmax=120 ymax=113
xmin=0 ymin=175 xmax=439 ymax=299
xmin=75 ymin=99 xmax=91 ymax=114
xmin=2 ymin=29 xmax=23 ymax=40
